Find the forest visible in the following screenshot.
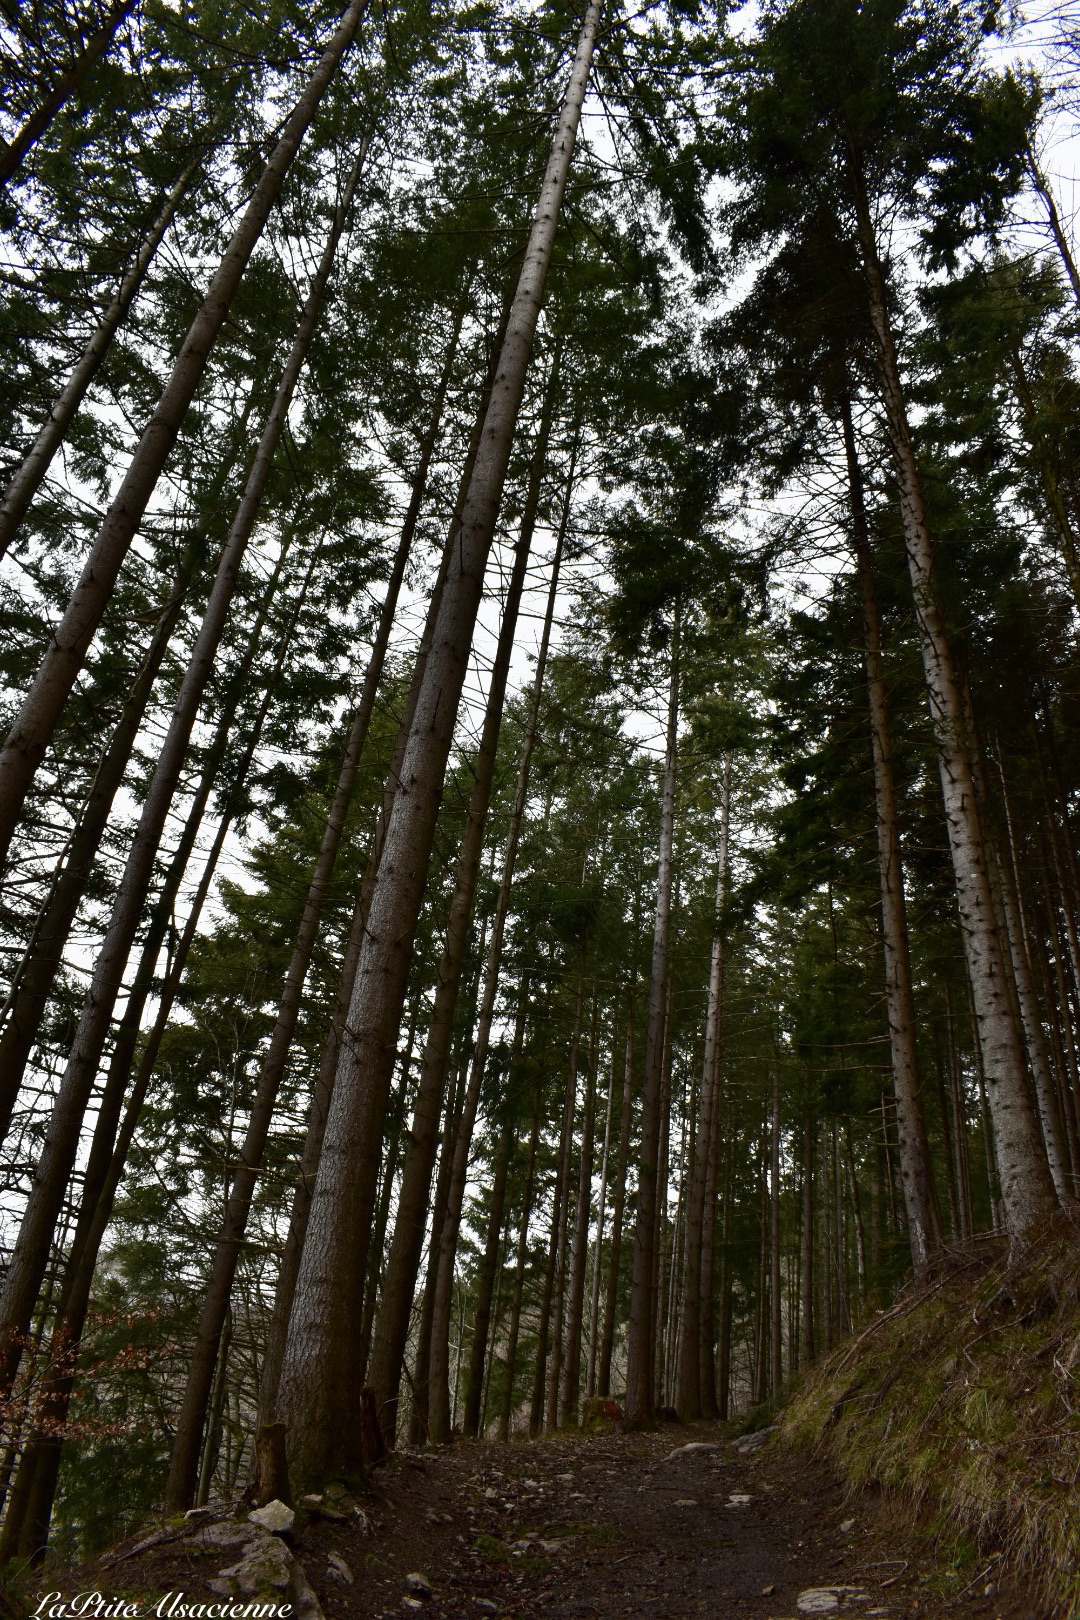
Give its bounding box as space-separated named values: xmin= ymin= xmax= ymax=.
xmin=1 ymin=0 xmax=1080 ymax=1602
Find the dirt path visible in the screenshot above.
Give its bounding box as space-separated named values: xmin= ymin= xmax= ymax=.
xmin=76 ymin=1425 xmax=1049 ymax=1620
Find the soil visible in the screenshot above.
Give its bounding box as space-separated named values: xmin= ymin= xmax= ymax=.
xmin=49 ymin=1423 xmax=1053 ymax=1620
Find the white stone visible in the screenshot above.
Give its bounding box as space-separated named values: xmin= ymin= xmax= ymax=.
xmin=796 ymin=1594 xmax=839 ymax=1616
xmin=404 ymin=1571 xmax=433 ymax=1596
xmin=249 ymin=1499 xmax=295 ymax=1536
xmin=662 ymin=1442 xmax=719 ymax=1462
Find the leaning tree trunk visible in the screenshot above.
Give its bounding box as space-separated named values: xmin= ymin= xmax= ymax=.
xmin=366 ymin=371 xmax=559 ymax=1445
xmin=849 ymin=155 xmax=1056 ymax=1245
xmin=0 ymin=0 xmax=369 ymax=872
xmin=1025 ymin=140 xmax=1080 ymax=310
xmin=256 ymin=297 xmax=511 ymax=1431
xmin=0 ymin=392 xmax=264 ymax=1143
xmin=0 ymin=541 xmax=314 ymax=1563
xmin=425 ymin=453 xmax=577 ymax=1447
xmin=0 ymin=531 xmax=315 ymax=1550
xmin=625 ymin=616 xmax=680 ymax=1424
xmin=163 ymin=250 xmax=468 ymax=1517
xmin=0 ymin=154 xmax=201 ymax=561
xmin=275 ymin=4 xmax=602 ymax=1489
xmin=0 ymin=141 xmax=367 ymax=1400
xmin=840 ymin=394 xmax=942 ymax=1274
xmin=0 ymin=0 xmax=137 ymax=185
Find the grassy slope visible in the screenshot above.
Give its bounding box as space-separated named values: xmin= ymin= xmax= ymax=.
xmin=780 ymin=1216 xmax=1080 ymax=1617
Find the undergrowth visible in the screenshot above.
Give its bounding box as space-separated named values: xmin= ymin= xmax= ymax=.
xmin=781 ymin=1214 xmax=1080 ymax=1617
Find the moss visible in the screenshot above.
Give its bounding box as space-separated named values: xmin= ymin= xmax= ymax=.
xmin=472 ymin=1533 xmax=513 ymax=1561
xmin=778 ymin=1215 xmax=1080 ymax=1618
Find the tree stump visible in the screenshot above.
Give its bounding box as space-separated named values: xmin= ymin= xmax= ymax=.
xmin=252 ymin=1421 xmax=292 ymax=1506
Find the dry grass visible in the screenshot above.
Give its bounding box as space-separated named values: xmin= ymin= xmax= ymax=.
xmin=780 ymin=1213 xmax=1080 ymax=1617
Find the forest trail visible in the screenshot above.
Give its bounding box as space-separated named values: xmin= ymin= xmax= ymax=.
xmin=87 ymin=1424 xmax=1046 ymax=1620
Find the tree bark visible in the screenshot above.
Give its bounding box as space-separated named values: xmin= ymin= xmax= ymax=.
xmin=585 ymin=1036 xmax=617 ymax=1400
xmin=366 ymin=370 xmax=560 ymax=1444
xmin=559 ymin=990 xmax=599 ymax=1426
xmin=0 ymin=0 xmax=137 ymax=185
xmin=625 ymin=616 xmax=680 ymax=1423
xmin=276 ymin=9 xmax=601 ymax=1484
xmin=0 ymin=401 xmax=261 ymax=1140
xmin=1025 ymin=141 xmax=1080 ymax=310
xmin=840 ymin=394 xmax=942 ymax=1274
xmin=497 ymin=1089 xmax=541 ymax=1443
xmin=699 ymin=765 xmax=729 ymax=1418
xmin=0 ymin=132 xmax=366 ymax=1399
xmin=598 ymin=992 xmax=635 ymax=1399
xmin=0 ymin=155 xmax=200 ymax=561
xmin=678 ymin=777 xmax=728 ymax=1418
xmin=0 ymin=0 xmax=369 ymax=870
xmin=462 ymin=1118 xmax=513 ymax=1438
xmin=849 ymin=152 xmax=1055 ymax=1244
xmin=256 ymin=297 xmax=513 ymax=1433
xmin=164 ymin=223 xmax=472 ymax=1517
xmin=0 ymin=545 xmax=315 ymax=1559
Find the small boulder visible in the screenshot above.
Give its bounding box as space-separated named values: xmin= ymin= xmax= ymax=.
xmin=404 ymin=1571 xmax=433 ymax=1598
xmin=327 ymin=1551 xmax=354 ymax=1584
xmin=661 ymin=1441 xmax=717 ymax=1462
xmin=249 ymin=1498 xmax=296 ymax=1537
xmin=732 ymin=1425 xmax=777 ymax=1454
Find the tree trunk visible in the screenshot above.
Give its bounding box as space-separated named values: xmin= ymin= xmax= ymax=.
xmin=0 ymin=0 xmax=138 ymax=185
xmin=800 ymin=1113 xmax=815 ymax=1365
xmin=275 ymin=10 xmax=601 ymax=1480
xmin=462 ymin=1118 xmax=513 ymax=1438
xmin=625 ymin=616 xmax=680 ymax=1423
xmin=840 ymin=394 xmax=942 ymax=1274
xmin=0 ymin=0 xmax=369 ymax=870
xmin=598 ymin=992 xmax=635 ymax=1399
xmin=849 ymin=155 xmax=1055 ymax=1244
xmin=366 ymin=369 xmax=560 ymax=1444
xmin=409 ymin=1068 xmax=465 ymax=1446
xmin=0 ymin=155 xmax=200 ymax=560
xmin=585 ymin=1036 xmax=617 ymax=1400
xmin=165 ymin=218 xmax=472 ymax=1516
xmin=679 ymin=776 xmax=728 ymax=1418
xmin=0 ymin=549 xmax=310 ymax=1559
xmin=256 ymin=296 xmax=511 ymax=1431
xmin=560 ymin=991 xmax=599 ymax=1426
xmin=0 ymin=139 xmax=368 ymax=1403
xmin=699 ymin=766 xmax=729 ymax=1418
xmin=1025 ymin=141 xmax=1080 ymax=309
xmin=0 ymin=399 xmax=262 ymax=1140
xmin=358 ymin=1009 xmax=421 ymax=1385
xmin=770 ymin=1065 xmax=782 ymax=1396
xmin=994 ymin=750 xmax=1071 ymax=1199
xmin=497 ymin=1089 xmax=541 ymax=1443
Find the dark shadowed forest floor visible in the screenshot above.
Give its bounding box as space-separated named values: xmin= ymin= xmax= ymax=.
xmin=53 ymin=1423 xmax=1054 ymax=1620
